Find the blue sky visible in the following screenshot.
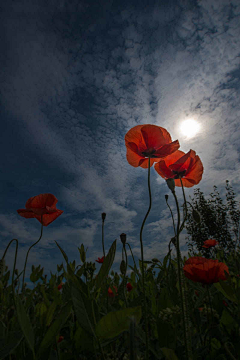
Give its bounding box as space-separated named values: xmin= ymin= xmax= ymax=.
xmin=1 ymin=0 xmax=240 ymax=290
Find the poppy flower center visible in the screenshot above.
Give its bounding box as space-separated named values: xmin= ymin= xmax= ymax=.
xmin=141 ymin=148 xmax=156 ymax=157
xmin=172 ymin=169 xmax=187 ymax=179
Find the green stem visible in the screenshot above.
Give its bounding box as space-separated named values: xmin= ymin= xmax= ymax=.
xmin=139 ymin=156 xmax=151 ymax=360
xmin=102 ymin=217 xmax=109 ymax=313
xmin=122 ymin=246 xmax=128 ymax=308
xmin=88 ymin=284 xmax=106 ymax=360
xmin=172 ymin=189 xmax=193 ymax=360
xmin=126 ymin=242 xmax=142 ymax=285
xmin=21 ymin=215 xmax=44 ymax=294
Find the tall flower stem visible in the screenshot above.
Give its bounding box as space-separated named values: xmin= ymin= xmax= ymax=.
xmin=21 ymin=215 xmax=44 ymax=295
xmin=172 ymin=189 xmax=193 ymax=360
xmin=126 ymin=242 xmax=142 ymax=284
xmin=101 ymin=213 xmax=109 ymax=312
xmin=139 ymin=156 xmax=151 ymax=360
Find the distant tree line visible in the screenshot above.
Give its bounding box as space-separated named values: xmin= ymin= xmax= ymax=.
xmin=185 ymin=180 xmax=240 ymax=260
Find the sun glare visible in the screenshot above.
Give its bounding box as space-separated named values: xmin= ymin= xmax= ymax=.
xmin=180 ymin=119 xmax=200 ymax=139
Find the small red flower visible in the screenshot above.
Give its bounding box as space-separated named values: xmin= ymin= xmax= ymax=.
xmin=194 ymin=290 xmax=199 ymax=297
xmin=125 ymin=124 xmax=180 ymax=168
xmin=17 ymin=193 xmax=63 ymax=226
xmin=199 ymin=307 xmax=203 ymax=312
xmin=183 ymin=256 xmax=229 ymax=285
xmin=154 ymin=149 xmax=203 ymax=187
xmin=57 ymin=336 xmax=64 ymax=343
xmin=126 ymin=282 xmax=133 ymax=292
xmin=108 ymin=285 xmax=118 ymax=298
xmin=223 ymin=300 xmax=228 ymax=307
xmin=57 ymin=283 xmax=63 ymax=291
xmin=202 ymin=239 xmax=219 ymax=248
xmin=96 ymin=256 xmax=105 ymax=263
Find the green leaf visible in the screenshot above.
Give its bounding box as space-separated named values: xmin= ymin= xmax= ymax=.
xmin=93 ymin=240 xmax=116 ymax=295
xmin=14 ymin=293 xmax=35 ymax=357
xmin=45 ymin=301 xmax=57 ymax=327
xmin=54 ymin=241 xmax=69 ymax=264
xmin=0 ymin=330 xmax=24 ymax=360
xmin=71 ymin=284 xmax=97 ymax=338
xmin=73 ymin=326 xmax=95 ymax=354
xmin=192 ymin=209 xmax=201 ymax=224
xmin=36 ymin=301 xmax=72 ymax=359
xmin=95 ymin=306 xmax=142 ymax=341
xmin=214 ymin=279 xmax=238 ymax=304
xmin=135 ymin=324 xmax=163 ymax=359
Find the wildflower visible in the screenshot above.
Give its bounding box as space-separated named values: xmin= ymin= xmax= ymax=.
xmin=57 ymin=336 xmax=64 ymax=343
xmin=57 ymin=283 xmax=63 ymax=291
xmin=17 ymin=193 xmax=63 ymax=226
xmin=96 ymin=256 xmax=105 ymax=263
xmin=202 ymin=239 xmax=219 ymax=248
xmin=194 ymin=290 xmax=199 ymax=297
xmin=154 ymin=149 xmax=203 ymax=187
xmin=126 ymin=282 xmax=133 ymax=292
xmin=125 ymin=124 xmax=180 ymax=168
xmin=183 ymin=256 xmax=229 ymax=284
xmin=223 ymin=300 xmax=228 ymax=307
xmin=108 ymin=285 xmax=118 ymax=298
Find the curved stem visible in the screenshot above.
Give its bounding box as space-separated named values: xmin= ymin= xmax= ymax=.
xmin=126 ymin=242 xmax=142 ymax=285
xmin=139 ymin=156 xmax=151 ymax=360
xmin=21 ymin=215 xmax=44 ymax=294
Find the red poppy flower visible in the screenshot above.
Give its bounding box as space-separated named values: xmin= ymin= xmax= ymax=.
xmin=96 ymin=256 xmax=105 ymax=263
xmin=154 ymin=149 xmax=203 ymax=187
xmin=222 ymin=300 xmax=228 ymax=307
xmin=57 ymin=336 xmax=64 ymax=343
xmin=202 ymin=239 xmax=219 ymax=248
xmin=183 ymin=256 xmax=229 ymax=285
xmin=126 ymin=282 xmax=133 ymax=292
xmin=57 ymin=283 xmax=63 ymax=291
xmin=125 ymin=124 xmax=180 ymax=168
xmin=108 ymin=285 xmax=118 ymax=298
xmin=17 ymin=193 xmax=63 ymax=226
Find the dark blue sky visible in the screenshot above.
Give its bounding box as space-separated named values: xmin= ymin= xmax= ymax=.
xmin=1 ymin=0 xmax=240 ymax=290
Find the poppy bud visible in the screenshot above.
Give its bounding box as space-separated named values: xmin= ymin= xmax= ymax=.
xmin=192 ymin=209 xmax=201 ymax=224
xmin=120 ymin=233 xmax=126 ymax=245
xmin=102 ymin=213 xmax=106 ymax=221
xmin=165 ymin=194 xmax=168 ymax=202
xmin=166 ymin=178 xmax=175 ymax=192
xmin=223 ymin=300 xmax=228 ymax=307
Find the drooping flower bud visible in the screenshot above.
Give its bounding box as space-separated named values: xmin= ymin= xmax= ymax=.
xmin=165 ymin=194 xmax=168 ymax=202
xmin=166 ymin=178 xmax=175 ymax=192
xmin=102 ymin=213 xmax=106 ymax=222
xmin=120 ymin=233 xmax=126 ymax=245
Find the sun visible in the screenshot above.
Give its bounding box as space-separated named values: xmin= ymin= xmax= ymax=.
xmin=180 ymin=119 xmax=201 ymax=139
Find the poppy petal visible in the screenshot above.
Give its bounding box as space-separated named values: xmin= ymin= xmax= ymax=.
xmin=141 ymin=125 xmax=172 ymax=149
